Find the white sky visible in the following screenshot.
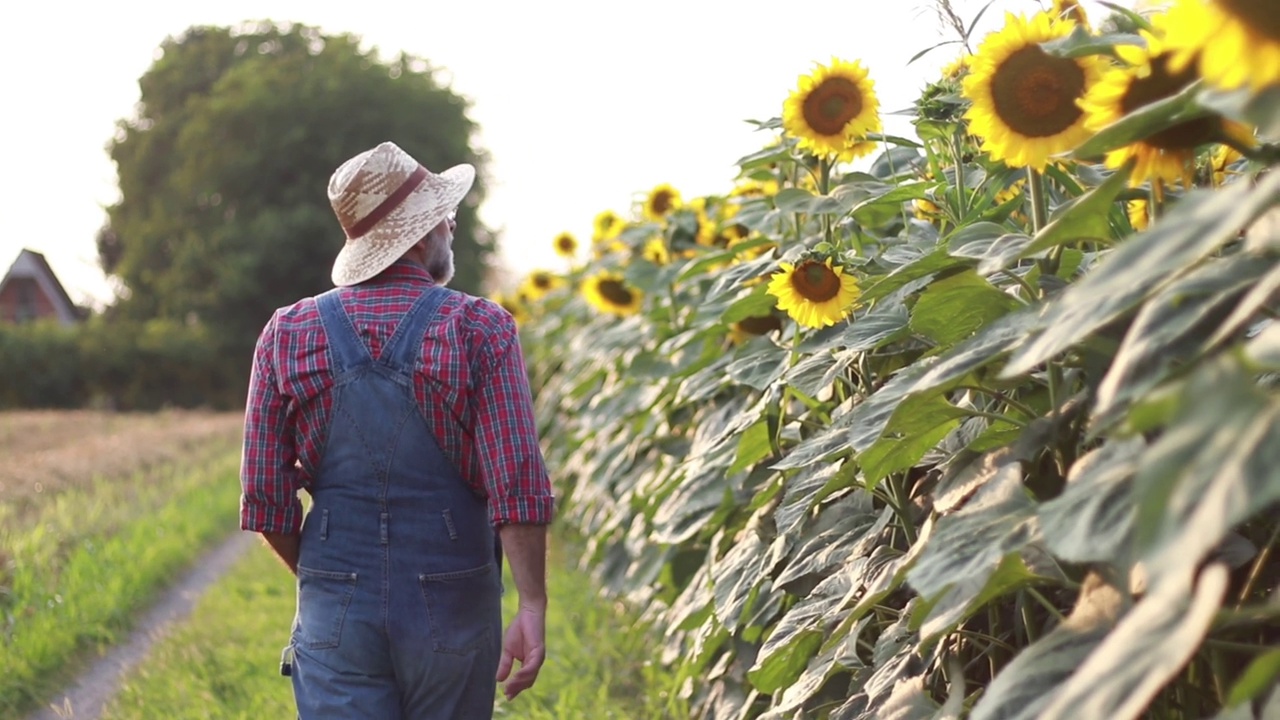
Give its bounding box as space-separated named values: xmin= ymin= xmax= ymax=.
xmin=0 ymin=0 xmax=1112 ymax=306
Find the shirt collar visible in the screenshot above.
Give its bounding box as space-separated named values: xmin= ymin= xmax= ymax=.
xmin=366 ymin=259 xmax=437 ymax=286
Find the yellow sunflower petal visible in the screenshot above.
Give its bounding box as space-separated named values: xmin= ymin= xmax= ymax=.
xmin=962 ymin=12 xmax=1107 ymax=171
xmin=1164 ymin=0 xmax=1280 ymax=92
xmin=782 ymin=58 xmax=882 ymax=162
xmin=766 ymin=258 xmax=861 ymax=329
xmin=582 ymin=271 xmax=643 ymax=316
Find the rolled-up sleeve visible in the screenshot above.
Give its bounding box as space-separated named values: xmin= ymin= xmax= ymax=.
xmin=471 ymin=315 xmax=555 ymax=526
xmin=240 ymin=313 xmax=304 ymax=534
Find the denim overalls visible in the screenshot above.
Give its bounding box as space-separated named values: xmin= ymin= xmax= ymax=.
xmin=288 ymin=285 xmax=502 ymax=719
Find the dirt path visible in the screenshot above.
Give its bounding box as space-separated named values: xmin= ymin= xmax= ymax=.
xmin=28 ymin=532 xmax=258 ymax=720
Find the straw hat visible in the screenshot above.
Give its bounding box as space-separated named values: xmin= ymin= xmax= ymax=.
xmin=328 ymin=141 xmax=475 ymax=286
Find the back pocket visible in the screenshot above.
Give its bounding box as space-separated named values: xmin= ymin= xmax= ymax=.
xmin=295 ymin=566 xmax=358 ymax=650
xmin=419 ymin=563 xmax=500 ymax=655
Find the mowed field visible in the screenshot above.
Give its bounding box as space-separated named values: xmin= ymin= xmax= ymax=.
xmin=1 ymin=410 xmax=686 ymax=719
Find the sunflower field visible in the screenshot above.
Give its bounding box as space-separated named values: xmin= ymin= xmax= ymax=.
xmin=506 ymin=1 xmax=1280 ymax=717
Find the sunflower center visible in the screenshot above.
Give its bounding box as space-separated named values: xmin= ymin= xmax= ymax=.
xmin=790 ymin=260 xmax=841 ymax=302
xmin=990 ymin=45 xmax=1086 ymax=138
xmin=737 ymin=314 xmax=783 ymax=336
xmin=598 ymin=279 xmax=634 ymax=306
xmin=556 ymin=236 xmax=574 ymax=251
xmin=650 ymin=191 xmax=674 ymax=216
xmin=1220 ymin=0 xmax=1280 ymax=41
xmin=1120 ymin=55 xmax=1218 ymax=150
xmin=533 ymin=274 xmax=552 ymax=290
xmin=802 ymin=77 xmax=865 ymax=136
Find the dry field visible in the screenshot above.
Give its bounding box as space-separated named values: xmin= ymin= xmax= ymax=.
xmin=0 ymin=410 xmax=243 ymax=521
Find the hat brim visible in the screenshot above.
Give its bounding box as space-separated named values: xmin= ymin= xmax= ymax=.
xmin=331 ymin=163 xmax=476 ymax=287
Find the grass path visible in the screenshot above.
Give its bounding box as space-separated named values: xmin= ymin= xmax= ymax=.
xmin=107 ymin=525 xmax=689 ymax=719
xmin=26 ymin=533 xmax=255 ymax=720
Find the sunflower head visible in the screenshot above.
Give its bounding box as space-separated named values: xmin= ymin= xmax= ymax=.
xmin=520 ymin=270 xmax=564 ymax=301
xmin=491 ymin=292 xmax=529 ymax=325
xmin=766 ymin=256 xmax=861 ymax=329
xmin=729 ymin=312 xmax=784 ymax=344
xmin=553 ymin=231 xmax=578 ymax=259
xmin=1163 ymin=0 xmax=1280 ymax=92
xmin=963 ymin=12 xmax=1106 ymax=170
xmin=1127 ymin=198 xmax=1151 ymax=232
xmin=641 ymin=237 xmax=670 ymax=265
xmin=783 ymin=58 xmax=882 ymax=162
xmin=1079 ymin=21 xmax=1242 ymax=188
xmin=593 ymin=210 xmax=624 ymax=242
xmin=644 ymin=184 xmax=682 ymax=222
xmin=1052 ymin=0 xmax=1090 ymax=28
xmin=582 ymin=271 xmax=643 ymax=317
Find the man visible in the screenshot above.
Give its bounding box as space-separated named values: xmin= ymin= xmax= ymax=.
xmin=239 ymin=141 xmax=554 ymax=719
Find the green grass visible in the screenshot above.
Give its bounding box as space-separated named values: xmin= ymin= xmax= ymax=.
xmin=107 ymin=523 xmax=690 ymax=719
xmin=0 ymin=441 xmax=242 ymax=718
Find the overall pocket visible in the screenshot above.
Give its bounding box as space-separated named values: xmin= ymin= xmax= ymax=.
xmin=419 ymin=563 xmax=500 ymax=655
xmin=295 ymin=566 xmax=358 ymax=650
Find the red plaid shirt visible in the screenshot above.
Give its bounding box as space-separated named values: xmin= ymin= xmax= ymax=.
xmin=239 ymin=261 xmax=554 ymax=534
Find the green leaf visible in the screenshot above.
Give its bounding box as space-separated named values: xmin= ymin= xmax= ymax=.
xmin=1038 ymin=439 xmax=1143 ymax=565
xmin=727 ymin=342 xmax=789 ymax=391
xmin=1133 ymin=356 xmax=1280 ymax=592
xmin=909 ymin=271 xmax=1023 ymax=346
xmin=748 ymin=579 xmax=845 ymax=694
xmin=1038 ymin=564 xmax=1229 ymax=720
xmin=729 ymin=419 xmax=774 ymax=475
xmin=906 ymin=464 xmax=1039 ymax=639
xmin=1072 ymin=79 xmax=1210 ymax=160
xmin=1092 ymin=253 xmax=1272 ymax=432
xmin=1017 ymin=163 xmax=1131 ymax=258
xmin=711 ymin=531 xmax=768 ymax=631
xmin=946 ymin=221 xmax=1015 ymax=259
xmin=1226 ymin=647 xmax=1280 ymax=707
xmin=772 ymin=399 xmax=859 ymax=471
xmin=861 ymin=247 xmax=972 ymax=303
xmin=1003 ymin=173 xmax=1280 ymax=378
xmin=1042 ymin=25 xmax=1145 ymax=59
xmin=835 ymin=300 xmax=911 ymax=352
xmin=721 ymin=283 xmax=778 ymax=323
xmin=858 ymin=413 xmax=962 ymax=487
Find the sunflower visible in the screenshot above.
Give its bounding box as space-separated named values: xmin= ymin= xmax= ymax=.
xmin=491 ymin=292 xmax=529 ymax=325
xmin=1079 ymin=20 xmax=1252 ymax=189
xmin=552 ymin=231 xmax=578 ymax=259
xmin=942 ymin=53 xmax=971 ymax=80
xmin=641 ymin=237 xmax=670 ymax=265
xmin=1052 ymin=0 xmax=1090 ymax=28
xmin=995 ymin=177 xmax=1028 ymax=224
xmin=592 ymin=210 xmax=624 ymax=242
xmin=644 ymin=184 xmax=682 ymax=222
xmin=582 ymin=271 xmax=643 ymax=316
xmin=729 ymin=313 xmax=784 ymax=344
xmin=963 ymin=12 xmax=1107 ymax=171
xmin=767 ymin=257 xmax=860 ymax=329
xmin=783 ymin=58 xmax=882 ymax=162
xmin=1210 ymin=144 xmax=1245 ymax=186
xmin=1127 ymin=198 xmax=1151 ymax=231
xmin=520 ymin=270 xmax=564 ymax=301
xmin=1164 ymin=0 xmax=1280 ymax=92
xmin=731 ymin=178 xmax=781 ymax=198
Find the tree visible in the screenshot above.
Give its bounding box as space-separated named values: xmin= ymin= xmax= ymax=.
xmin=99 ymin=22 xmax=492 ymax=404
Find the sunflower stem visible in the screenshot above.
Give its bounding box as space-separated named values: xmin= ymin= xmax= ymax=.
xmin=1027 ymin=167 xmax=1049 ymax=235
xmin=819 ymin=156 xmax=835 ymax=252
xmin=951 ymin=134 xmax=969 ymax=219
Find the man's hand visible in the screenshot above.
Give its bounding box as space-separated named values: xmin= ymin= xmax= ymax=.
xmin=496 ymin=604 xmax=546 ymax=700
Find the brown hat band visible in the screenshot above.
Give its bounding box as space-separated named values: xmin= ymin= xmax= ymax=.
xmin=345 ymin=165 xmax=429 ymax=239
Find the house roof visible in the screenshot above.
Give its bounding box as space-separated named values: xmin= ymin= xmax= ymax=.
xmin=0 ymin=248 xmax=82 ymax=324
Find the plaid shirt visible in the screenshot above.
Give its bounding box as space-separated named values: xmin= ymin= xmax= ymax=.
xmin=240 ymin=260 xmax=554 ymax=534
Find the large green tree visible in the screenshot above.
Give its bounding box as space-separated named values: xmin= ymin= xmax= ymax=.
xmin=99 ymin=22 xmax=492 ymax=403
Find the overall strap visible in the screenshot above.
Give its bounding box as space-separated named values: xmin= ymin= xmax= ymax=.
xmin=378 ymin=284 xmax=450 ymax=371
xmin=316 ymin=289 xmax=372 ymax=372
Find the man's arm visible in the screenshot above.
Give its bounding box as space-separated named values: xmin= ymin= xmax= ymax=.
xmin=495 ymin=523 xmax=548 ymax=700
xmin=262 ymin=532 xmax=300 ymax=575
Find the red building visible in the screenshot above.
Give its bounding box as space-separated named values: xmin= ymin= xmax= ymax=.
xmin=0 ymin=249 xmax=84 ymax=326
